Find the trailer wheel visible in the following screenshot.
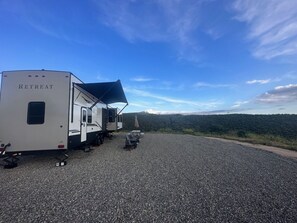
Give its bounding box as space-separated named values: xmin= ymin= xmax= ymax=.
xmin=95 ymin=136 xmax=101 ymax=146
xmin=95 ymin=137 xmax=99 ymax=146
xmin=100 ymin=135 xmax=104 ymax=144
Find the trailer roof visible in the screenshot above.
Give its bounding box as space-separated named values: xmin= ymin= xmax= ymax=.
xmin=76 ymin=80 xmax=128 ymax=104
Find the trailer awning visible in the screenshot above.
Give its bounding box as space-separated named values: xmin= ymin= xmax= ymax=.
xmin=76 ymin=80 xmax=128 ymax=104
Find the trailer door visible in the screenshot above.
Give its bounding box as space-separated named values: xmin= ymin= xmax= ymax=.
xmin=81 ymin=108 xmax=87 ymax=142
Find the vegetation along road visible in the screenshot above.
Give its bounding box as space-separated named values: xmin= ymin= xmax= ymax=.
xmin=0 ymin=133 xmax=296 ymax=222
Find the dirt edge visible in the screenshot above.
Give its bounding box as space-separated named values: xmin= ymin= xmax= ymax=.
xmin=205 ymin=137 xmax=297 ymax=160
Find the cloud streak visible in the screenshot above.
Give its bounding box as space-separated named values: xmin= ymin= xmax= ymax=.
xmin=92 ymin=0 xmax=213 ymax=62
xmin=233 ymin=0 xmax=297 ymax=60
xmin=130 ymin=77 xmax=156 ymax=82
xmin=256 ymin=84 xmax=297 ymax=103
xmin=246 ymin=79 xmax=271 ymax=84
xmin=194 ymin=82 xmax=235 ymax=88
xmin=125 ymin=87 xmax=221 ymax=108
xmin=232 ymin=100 xmax=249 ymax=108
xmin=1 ymin=0 xmax=100 ymax=46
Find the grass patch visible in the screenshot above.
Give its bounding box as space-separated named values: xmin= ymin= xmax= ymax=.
xmin=204 ymin=132 xmax=297 ymax=152
xmin=149 ymin=129 xmax=297 ymax=152
xmin=182 ymin=128 xmax=195 ymax=135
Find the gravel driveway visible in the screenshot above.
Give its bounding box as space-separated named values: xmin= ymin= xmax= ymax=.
xmin=1 ymin=133 xmax=297 ymax=222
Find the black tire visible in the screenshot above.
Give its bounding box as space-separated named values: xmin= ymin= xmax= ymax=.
xmin=95 ymin=136 xmax=101 ymax=146
xmin=100 ymin=135 xmax=104 ymax=144
xmin=4 ymin=162 xmax=17 ymax=169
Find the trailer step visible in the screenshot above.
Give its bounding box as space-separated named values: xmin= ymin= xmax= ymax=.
xmin=56 ymin=161 xmax=67 ymax=167
xmin=55 ymin=152 xmax=69 ymax=167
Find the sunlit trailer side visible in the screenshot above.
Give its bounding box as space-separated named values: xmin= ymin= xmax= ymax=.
xmin=0 ymin=70 xmax=128 ymax=168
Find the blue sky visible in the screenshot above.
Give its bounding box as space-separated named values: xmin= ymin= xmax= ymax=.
xmin=1 ymin=0 xmax=297 ymax=114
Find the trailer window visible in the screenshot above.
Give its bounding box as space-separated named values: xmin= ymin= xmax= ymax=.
xmin=109 ymin=109 xmax=116 ymax=122
xmin=82 ymin=110 xmax=87 ymax=122
xmin=27 ymin=102 xmax=45 ymax=125
xmin=87 ymin=108 xmax=92 ymax=123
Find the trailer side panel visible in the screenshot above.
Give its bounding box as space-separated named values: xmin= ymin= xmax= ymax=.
xmin=0 ymin=71 xmax=70 ymax=152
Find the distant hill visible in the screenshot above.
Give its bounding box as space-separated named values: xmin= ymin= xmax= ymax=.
xmin=123 ymin=113 xmax=297 ymax=140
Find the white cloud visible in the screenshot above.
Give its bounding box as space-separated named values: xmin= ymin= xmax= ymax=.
xmin=194 ymin=82 xmax=235 ymax=88
xmin=92 ymin=0 xmax=213 ymax=62
xmin=130 ymin=77 xmax=156 ymax=82
xmin=256 ymin=84 xmax=297 ymax=103
xmin=233 ymin=0 xmax=297 ymax=60
xmin=129 ymin=102 xmax=150 ymax=108
xmin=246 ymin=79 xmax=271 ymax=84
xmin=204 ymin=28 xmax=223 ymax=40
xmin=228 ymin=84 xmax=297 ymax=114
xmin=96 ymin=74 xmax=109 ymax=82
xmin=28 ymin=21 xmax=99 ymax=46
xmin=127 ymin=81 xmax=185 ymax=92
xmin=246 ymin=72 xmax=297 ymax=85
xmin=0 ymin=0 xmax=101 ymax=46
xmin=274 ymin=84 xmax=297 ymax=90
xmin=145 ymin=109 xmax=193 ymax=115
xmin=124 ymin=87 xmax=221 ymax=108
xmin=232 ymin=100 xmax=249 ymax=108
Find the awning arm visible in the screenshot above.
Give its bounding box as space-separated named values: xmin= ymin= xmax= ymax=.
xmin=106 ymin=103 xmax=128 ymax=117
xmin=89 ymin=81 xmax=117 ymax=109
xmin=117 ymin=103 xmax=128 ymax=115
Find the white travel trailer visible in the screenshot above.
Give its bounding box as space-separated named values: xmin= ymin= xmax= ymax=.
xmin=0 ymin=70 xmax=128 ymax=167
xmin=107 ymin=107 xmax=124 ymax=132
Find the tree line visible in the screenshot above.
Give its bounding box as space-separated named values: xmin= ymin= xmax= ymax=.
xmin=122 ymin=113 xmax=297 ymax=140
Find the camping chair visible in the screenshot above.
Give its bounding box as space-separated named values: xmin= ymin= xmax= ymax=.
xmin=124 ymin=133 xmax=138 ymax=149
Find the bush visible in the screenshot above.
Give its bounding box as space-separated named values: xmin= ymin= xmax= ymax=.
xmin=209 ymin=124 xmax=225 ymax=134
xmin=182 ymin=128 xmax=195 ymax=135
xmin=237 ymin=130 xmax=247 ymax=138
xmin=159 ymin=128 xmax=173 ymax=133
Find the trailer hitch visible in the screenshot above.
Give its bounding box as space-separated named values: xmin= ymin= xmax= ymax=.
xmin=0 ymin=143 xmax=11 ymax=156
xmin=0 ymin=143 xmax=22 ymax=169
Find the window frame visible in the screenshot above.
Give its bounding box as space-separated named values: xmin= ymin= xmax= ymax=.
xmin=87 ymin=108 xmax=92 ymax=123
xmin=82 ymin=109 xmax=87 ymax=123
xmin=27 ymin=101 xmax=46 ymax=125
xmin=108 ymin=109 xmax=116 ymax=122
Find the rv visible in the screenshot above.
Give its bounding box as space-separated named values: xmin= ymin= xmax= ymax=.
xmin=0 ymin=70 xmax=128 ymax=167
xmin=107 ymin=107 xmax=124 ymax=133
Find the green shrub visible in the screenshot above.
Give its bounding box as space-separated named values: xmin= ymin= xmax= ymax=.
xmin=182 ymin=128 xmax=195 ymax=135
xmin=159 ymin=128 xmax=173 ymax=133
xmin=237 ymin=130 xmax=247 ymax=138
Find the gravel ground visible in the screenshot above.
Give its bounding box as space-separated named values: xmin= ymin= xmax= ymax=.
xmin=1 ymin=133 xmax=297 ymax=223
